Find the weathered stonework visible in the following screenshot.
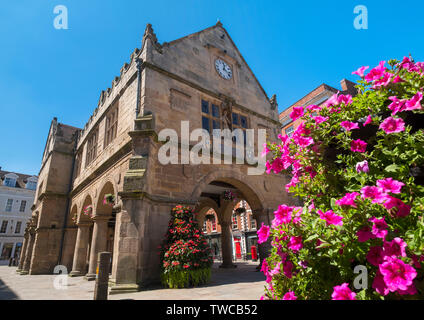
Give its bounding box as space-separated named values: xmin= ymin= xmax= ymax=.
xmin=22 ymin=22 xmax=296 ymax=292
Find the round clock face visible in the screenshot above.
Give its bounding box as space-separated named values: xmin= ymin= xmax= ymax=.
xmin=215 ymin=59 xmax=233 ymax=80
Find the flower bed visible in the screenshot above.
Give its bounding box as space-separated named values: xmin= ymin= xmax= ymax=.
xmin=261 ymin=57 xmax=424 ymax=300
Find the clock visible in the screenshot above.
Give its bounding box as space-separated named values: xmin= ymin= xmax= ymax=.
xmin=215 ymin=59 xmax=233 ymax=80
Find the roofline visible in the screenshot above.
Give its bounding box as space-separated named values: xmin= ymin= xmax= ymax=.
xmin=280 ymin=82 xmax=339 ymax=114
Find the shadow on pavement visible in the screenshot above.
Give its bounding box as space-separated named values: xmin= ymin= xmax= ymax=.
xmin=0 ymin=277 xmax=19 ymax=300
xmin=138 ymin=261 xmax=264 ymax=292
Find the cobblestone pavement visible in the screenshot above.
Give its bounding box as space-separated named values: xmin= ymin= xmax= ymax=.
xmin=0 ymin=261 xmax=265 ymax=300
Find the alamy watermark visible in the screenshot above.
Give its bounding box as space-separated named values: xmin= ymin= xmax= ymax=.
xmin=53 ymin=265 xmax=68 ymax=290
xmin=353 ymin=5 xmax=368 ymax=30
xmin=53 ymin=5 xmax=68 ymax=30
xmin=158 ymin=121 xmax=266 ymax=175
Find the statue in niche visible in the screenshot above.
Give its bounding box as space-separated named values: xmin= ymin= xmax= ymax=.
xmin=221 ymin=99 xmax=232 ymax=131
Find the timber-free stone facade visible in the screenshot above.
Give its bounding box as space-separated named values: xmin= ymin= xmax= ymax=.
xmin=20 ymin=22 xmax=295 ymax=292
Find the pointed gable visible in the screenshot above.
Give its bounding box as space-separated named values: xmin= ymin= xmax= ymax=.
xmin=143 ymin=22 xmax=278 ymax=120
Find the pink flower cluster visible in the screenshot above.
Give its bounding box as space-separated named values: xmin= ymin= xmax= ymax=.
xmin=360 ymin=178 xmax=410 ymax=218
xmin=388 ymin=92 xmax=423 ymax=115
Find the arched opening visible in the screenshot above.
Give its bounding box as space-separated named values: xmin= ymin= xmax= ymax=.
xmin=93 ymin=181 xmax=117 ymax=275
xmin=193 ymin=176 xmax=263 ymax=271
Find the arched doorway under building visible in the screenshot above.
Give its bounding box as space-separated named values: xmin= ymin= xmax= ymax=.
xmin=194 ymin=178 xmax=265 ymax=270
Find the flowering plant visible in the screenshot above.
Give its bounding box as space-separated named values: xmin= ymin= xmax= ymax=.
xmin=83 ymin=205 xmax=93 ymax=216
xmin=103 ymin=194 xmax=115 ymax=206
xmin=160 ymin=205 xmax=213 ymax=288
xmin=261 ymin=57 xmax=424 ymax=300
xmin=222 ymin=190 xmax=236 ymax=201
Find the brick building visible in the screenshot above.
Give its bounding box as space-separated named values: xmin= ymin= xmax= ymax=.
xmin=279 ymin=79 xmax=358 ymax=135
xmin=202 ymin=200 xmax=258 ymax=261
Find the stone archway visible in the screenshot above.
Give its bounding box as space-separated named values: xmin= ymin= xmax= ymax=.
xmin=84 ymin=181 xmax=117 ymax=280
xmin=69 ymin=194 xmax=93 ymax=277
xmin=192 ymin=172 xmax=266 ymax=269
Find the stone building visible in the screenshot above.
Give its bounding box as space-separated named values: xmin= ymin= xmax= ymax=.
xmin=279 ymin=79 xmax=358 ymax=135
xmin=19 ymin=22 xmax=294 ymax=293
xmin=0 ymin=168 xmax=37 ymax=264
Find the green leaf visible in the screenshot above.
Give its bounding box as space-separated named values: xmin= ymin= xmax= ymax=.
xmin=384 ymin=164 xmax=399 ymax=173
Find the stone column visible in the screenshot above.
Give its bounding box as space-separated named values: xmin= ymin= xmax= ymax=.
xmin=69 ymin=223 xmax=91 ymax=277
xmin=109 ymin=203 xmax=140 ymax=294
xmin=85 ymin=216 xmax=109 ymax=280
xmin=21 ymin=229 xmax=35 ymax=275
xmin=16 ymin=231 xmax=29 ymax=272
xmin=219 ymin=221 xmax=236 ymax=268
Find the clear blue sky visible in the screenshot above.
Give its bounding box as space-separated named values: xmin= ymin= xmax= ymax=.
xmin=1 ymin=0 xmax=423 ymax=175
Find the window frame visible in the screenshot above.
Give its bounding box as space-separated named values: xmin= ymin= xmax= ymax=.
xmin=0 ymin=221 xmax=8 ymax=233
xmin=15 ymin=221 xmax=22 ymax=234
xmin=5 ymin=199 xmax=13 ymax=212
xmin=85 ymin=128 xmax=99 ymax=168
xmin=201 ymin=99 xmax=221 ymax=135
xmin=104 ymin=105 xmax=119 ymax=149
xmin=19 ymin=200 xmax=26 ymax=212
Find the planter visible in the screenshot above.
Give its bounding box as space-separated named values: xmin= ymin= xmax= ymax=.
xmin=161 ymin=268 xmax=211 ymax=289
xmin=103 ymin=194 xmax=115 ymax=206
xmin=222 ymin=190 xmax=236 ymax=201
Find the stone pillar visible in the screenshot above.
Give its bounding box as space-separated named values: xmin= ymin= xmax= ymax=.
xmin=109 ymin=204 xmax=140 ymax=294
xmin=69 ymin=223 xmax=91 ymax=277
xmin=17 ymin=230 xmax=29 ymax=272
xmin=21 ymin=229 xmax=35 ymax=275
xmin=85 ymin=216 xmax=110 ymax=280
xmin=219 ymin=221 xmax=236 ymax=268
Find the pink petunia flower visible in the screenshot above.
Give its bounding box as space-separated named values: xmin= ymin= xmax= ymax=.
xmin=383 ymin=196 xmax=411 ymax=218
xmin=269 ymin=261 xmax=281 ymax=277
xmin=363 ymin=115 xmax=373 ymax=126
xmin=331 ymin=283 xmax=356 ymax=300
xmin=257 ymin=223 xmax=270 ymax=244
xmin=379 ymin=117 xmax=405 ymax=134
xmin=282 ymin=291 xmax=297 ymax=300
xmin=261 ymin=143 xmax=270 ymax=158
xmin=318 ymin=209 xmax=343 ymax=226
xmin=356 ymin=160 xmax=369 ymax=173
xmin=369 ymin=217 xmax=388 ymax=239
xmin=388 ymin=96 xmax=406 ymax=115
xmin=335 ymin=192 xmax=359 ymax=208
xmin=379 ymin=256 xmax=417 ymax=292
xmin=290 ymin=106 xmax=304 ymax=121
xmin=404 ymin=92 xmax=423 ymax=111
xmin=282 ymin=259 xmax=294 ymax=278
xmin=352 ymin=66 xmax=369 ymax=78
xmin=364 ymin=61 xmax=387 ymax=83
xmin=383 ymin=237 xmax=407 ymax=258
xmin=361 ymin=186 xmax=387 ymax=204
xmin=376 ymin=178 xmax=404 ymax=194
xmin=372 ymin=270 xmax=390 ymax=296
xmin=273 ymin=205 xmax=293 ymax=226
xmin=340 ymin=121 xmax=359 ymax=131
xmin=287 ymin=236 xmax=303 ymax=252
xmin=350 ymin=139 xmax=367 ymax=153
xmin=367 ymin=246 xmax=384 ymax=266
xmin=357 ymin=226 xmax=375 ymax=242
xmin=313 ymin=115 xmax=329 ymax=125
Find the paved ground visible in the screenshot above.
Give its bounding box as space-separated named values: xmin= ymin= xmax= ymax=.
xmin=0 ymin=261 xmax=266 ymax=300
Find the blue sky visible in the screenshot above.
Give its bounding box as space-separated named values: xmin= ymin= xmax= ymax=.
xmin=1 ymin=0 xmax=423 ymax=175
